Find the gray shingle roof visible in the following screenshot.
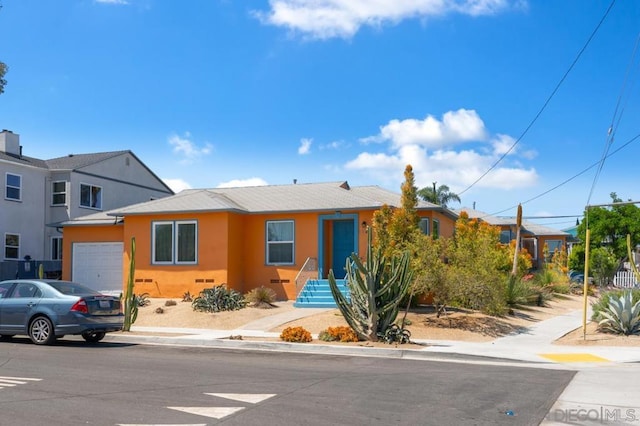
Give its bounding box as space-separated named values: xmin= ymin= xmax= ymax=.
xmin=45 ymin=151 xmax=130 ymax=170
xmin=1 ymin=149 xmax=131 ymax=171
xmin=0 ymin=151 xmax=49 ymax=168
xmin=456 ymin=207 xmax=570 ymax=237
xmin=108 ymin=181 xmax=450 ymax=216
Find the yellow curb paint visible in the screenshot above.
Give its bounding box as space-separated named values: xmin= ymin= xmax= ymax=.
xmin=539 ymin=353 xmax=610 ymax=363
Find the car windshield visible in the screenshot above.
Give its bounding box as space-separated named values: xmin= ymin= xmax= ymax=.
xmin=46 ymin=281 xmax=102 ymax=296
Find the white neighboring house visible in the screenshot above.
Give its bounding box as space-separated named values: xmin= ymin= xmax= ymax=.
xmin=0 ymin=129 xmax=173 ymax=280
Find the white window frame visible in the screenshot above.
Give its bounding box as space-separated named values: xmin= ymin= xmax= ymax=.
xmin=266 ymin=220 xmax=295 ymax=265
xmin=5 ymin=173 xmax=21 ymax=201
xmin=51 ymin=236 xmax=63 ymax=260
xmin=52 ymin=181 xmax=67 ymax=206
xmin=419 ymin=218 xmax=430 ymax=236
xmin=80 ymin=183 xmax=102 ymax=210
xmin=4 ymin=233 xmax=20 ymax=260
xmin=152 ymin=220 xmax=198 ymax=265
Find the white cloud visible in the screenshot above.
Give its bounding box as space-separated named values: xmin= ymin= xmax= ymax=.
xmin=321 ymin=140 xmax=344 ymax=150
xmin=163 ymin=178 xmax=192 ymax=193
xmin=491 ymin=133 xmax=516 ymax=155
xmin=217 ymin=178 xmax=269 ymax=188
xmin=253 ymin=0 xmax=522 ymax=40
xmin=168 ymin=132 xmax=213 ymax=164
xmin=95 ymin=0 xmax=129 ymax=4
xmin=346 ymin=109 xmax=537 ymax=192
xmin=363 ymin=109 xmax=487 ymax=148
xmin=298 ymin=138 xmax=312 ymax=155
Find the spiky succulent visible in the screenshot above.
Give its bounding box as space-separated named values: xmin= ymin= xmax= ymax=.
xmin=598 ymin=290 xmax=640 ymax=335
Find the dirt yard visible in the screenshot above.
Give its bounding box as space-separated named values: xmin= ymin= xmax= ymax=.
xmin=129 ymin=293 xmax=640 ymax=346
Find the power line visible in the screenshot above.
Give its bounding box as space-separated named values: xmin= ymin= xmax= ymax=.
xmin=458 ymin=0 xmax=617 ymax=196
xmin=488 ymin=131 xmax=640 ymax=217
xmin=586 ymin=30 xmax=640 ymax=206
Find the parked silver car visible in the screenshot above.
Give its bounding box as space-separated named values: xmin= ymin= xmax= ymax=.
xmin=0 ymin=279 xmax=123 ymax=345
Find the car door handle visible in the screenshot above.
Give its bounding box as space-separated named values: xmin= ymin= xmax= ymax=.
xmin=26 ymin=302 xmax=35 ymax=308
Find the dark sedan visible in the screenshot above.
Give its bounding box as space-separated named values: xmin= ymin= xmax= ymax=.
xmin=0 ymin=279 xmax=123 ymax=345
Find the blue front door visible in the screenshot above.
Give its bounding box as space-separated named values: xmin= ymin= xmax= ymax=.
xmin=332 ymin=220 xmax=355 ymax=279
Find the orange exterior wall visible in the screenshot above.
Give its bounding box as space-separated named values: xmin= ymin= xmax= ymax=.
xmin=62 ymin=209 xmax=456 ymax=300
xmin=122 ymin=212 xmax=232 ymax=298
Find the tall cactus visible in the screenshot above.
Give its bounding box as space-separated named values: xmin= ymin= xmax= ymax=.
xmin=329 ymin=227 xmax=413 ymax=341
xmin=123 ymin=237 xmax=137 ymax=332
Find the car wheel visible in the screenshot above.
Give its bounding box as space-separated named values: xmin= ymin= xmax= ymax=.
xmin=29 ymin=316 xmax=56 ymax=345
xmin=82 ymin=331 xmax=106 ymax=343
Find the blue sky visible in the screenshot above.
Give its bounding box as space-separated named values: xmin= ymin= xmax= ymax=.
xmin=1 ymin=0 xmax=639 ymax=230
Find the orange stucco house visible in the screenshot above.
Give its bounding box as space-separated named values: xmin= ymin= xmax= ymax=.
xmin=456 ymin=208 xmax=571 ymax=269
xmin=59 ymin=181 xmax=457 ymax=302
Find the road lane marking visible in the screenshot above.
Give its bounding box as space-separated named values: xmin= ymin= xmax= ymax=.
xmin=167 ymin=406 xmax=245 ymax=419
xmin=538 ymin=353 xmax=610 ymax=363
xmin=204 ymin=393 xmax=276 ymax=403
xmin=0 ymin=376 xmax=42 ymax=389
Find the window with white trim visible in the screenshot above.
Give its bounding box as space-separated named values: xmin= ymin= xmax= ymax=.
xmin=5 ymin=173 xmax=21 ymax=201
xmin=51 ymin=237 xmax=63 ymax=260
xmin=152 ymin=221 xmax=197 ymax=264
xmin=52 ymin=181 xmax=66 ymax=205
xmin=80 ymin=183 xmax=102 ymax=209
xmin=4 ymin=233 xmax=19 ymax=260
xmin=419 ymin=218 xmax=430 ymax=235
xmin=266 ymin=220 xmax=294 ymax=265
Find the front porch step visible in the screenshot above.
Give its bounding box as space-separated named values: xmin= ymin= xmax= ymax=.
xmin=293 ymin=279 xmax=349 ymax=308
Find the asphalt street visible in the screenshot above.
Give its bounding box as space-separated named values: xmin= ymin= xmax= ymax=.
xmin=0 ymin=339 xmax=575 ymax=426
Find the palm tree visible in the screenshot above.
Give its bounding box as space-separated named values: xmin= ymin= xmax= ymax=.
xmin=418 ymin=183 xmax=461 ymax=208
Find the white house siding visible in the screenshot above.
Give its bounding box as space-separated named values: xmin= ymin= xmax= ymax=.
xmin=0 ymin=163 xmax=48 ymax=260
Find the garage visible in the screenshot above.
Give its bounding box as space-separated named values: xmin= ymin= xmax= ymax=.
xmin=72 ymin=242 xmax=124 ymax=294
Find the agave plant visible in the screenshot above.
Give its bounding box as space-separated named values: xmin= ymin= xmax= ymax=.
xmin=598 ymin=290 xmax=640 ymax=335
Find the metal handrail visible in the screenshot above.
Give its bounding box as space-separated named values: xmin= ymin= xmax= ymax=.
xmin=294 ymin=257 xmax=318 ymax=298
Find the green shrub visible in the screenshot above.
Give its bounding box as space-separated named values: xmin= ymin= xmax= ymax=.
xmin=280 ymin=326 xmax=312 ymax=343
xmin=592 ymin=289 xmax=640 ymax=322
xmin=192 ymin=285 xmax=247 ymax=313
xmin=505 ymin=276 xmax=534 ymax=307
xmin=378 ymin=324 xmax=411 ymax=344
xmin=134 ymin=292 xmax=150 ymax=307
xmin=245 ymin=286 xmax=277 ymax=309
xmin=597 ymin=290 xmax=640 ymax=335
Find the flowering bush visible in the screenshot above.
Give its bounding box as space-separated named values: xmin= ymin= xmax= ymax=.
xmin=280 ymin=326 xmax=312 ymax=343
xmin=318 ymin=326 xmax=359 ymax=342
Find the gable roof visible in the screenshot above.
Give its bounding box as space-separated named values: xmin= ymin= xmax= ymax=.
xmin=45 ymin=151 xmax=131 ymax=170
xmin=0 ymin=151 xmax=49 ymax=169
xmin=456 ymin=207 xmax=570 ymax=237
xmin=1 ymin=147 xmax=173 ymax=194
xmin=102 ymin=181 xmax=456 ymax=217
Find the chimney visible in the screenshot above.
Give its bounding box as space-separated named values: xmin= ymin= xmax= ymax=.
xmin=0 ymin=129 xmax=21 ymax=156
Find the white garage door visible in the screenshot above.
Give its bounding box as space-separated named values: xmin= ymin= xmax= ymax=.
xmin=72 ymin=243 xmax=124 ymax=294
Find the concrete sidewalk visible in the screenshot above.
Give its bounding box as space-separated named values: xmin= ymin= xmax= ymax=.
xmin=112 ymin=305 xmax=640 ymax=366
